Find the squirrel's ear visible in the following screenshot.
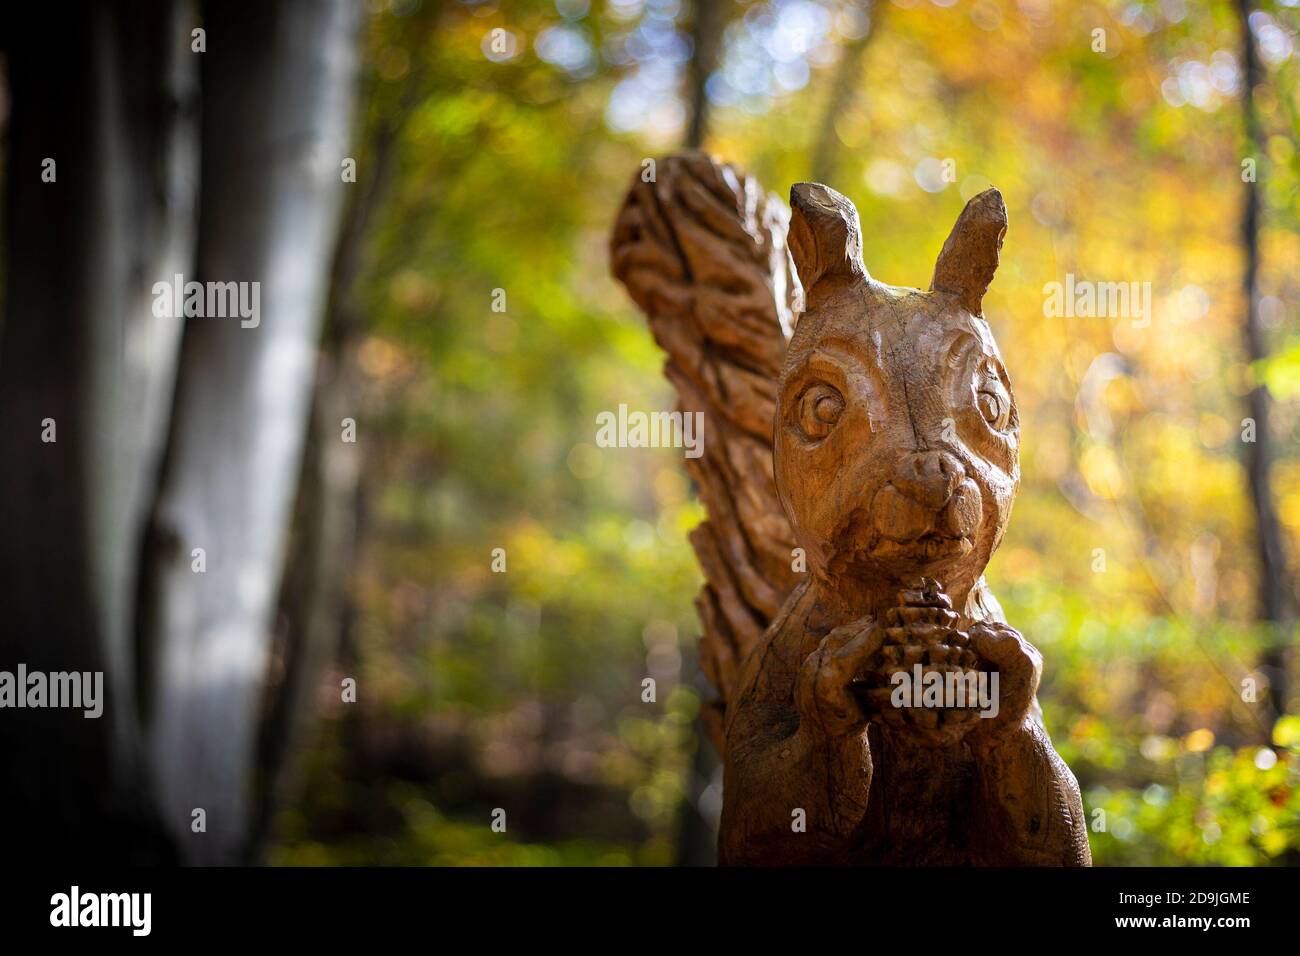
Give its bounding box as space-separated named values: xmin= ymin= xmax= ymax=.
xmin=788 ymin=183 xmax=868 ymax=293
xmin=930 ymin=188 xmax=1007 ymax=316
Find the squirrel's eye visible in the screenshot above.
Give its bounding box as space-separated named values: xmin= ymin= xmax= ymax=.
xmin=977 ymin=390 xmax=1007 ymax=430
xmin=797 ymin=383 xmax=844 ymax=440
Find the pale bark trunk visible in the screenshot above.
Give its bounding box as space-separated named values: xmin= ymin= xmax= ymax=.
xmin=138 ymin=0 xmax=361 ymax=864
xmin=251 ymin=103 xmax=407 ymax=858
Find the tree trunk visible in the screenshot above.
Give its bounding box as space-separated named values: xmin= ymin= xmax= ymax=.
xmin=137 ymin=0 xmax=361 ymax=864
xmin=1237 ymin=0 xmax=1292 ymax=720
xmin=0 ymin=0 xmax=195 ymax=863
xmin=248 ymin=84 xmax=414 ymax=860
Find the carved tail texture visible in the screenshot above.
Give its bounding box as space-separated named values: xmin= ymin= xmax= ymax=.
xmin=610 ymin=152 xmax=800 ymax=750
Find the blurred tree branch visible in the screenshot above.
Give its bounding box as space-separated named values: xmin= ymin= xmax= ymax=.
xmin=685 ymin=0 xmax=726 ymax=149
xmin=811 ymin=1 xmax=878 ymax=186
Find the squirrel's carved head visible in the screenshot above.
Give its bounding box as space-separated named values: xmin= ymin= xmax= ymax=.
xmin=775 ymin=183 xmax=1018 ymax=617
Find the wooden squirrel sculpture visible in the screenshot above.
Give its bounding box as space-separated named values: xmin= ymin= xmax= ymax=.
xmin=611 ymin=154 xmax=1090 ymax=866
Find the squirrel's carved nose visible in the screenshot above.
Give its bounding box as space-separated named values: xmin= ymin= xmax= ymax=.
xmin=891 ymin=451 xmax=965 ymax=509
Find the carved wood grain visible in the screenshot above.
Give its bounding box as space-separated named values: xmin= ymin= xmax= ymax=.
xmin=610 ymin=152 xmax=801 ymax=747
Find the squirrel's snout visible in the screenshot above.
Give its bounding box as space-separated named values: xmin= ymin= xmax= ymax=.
xmin=890 ymin=451 xmax=965 ymax=509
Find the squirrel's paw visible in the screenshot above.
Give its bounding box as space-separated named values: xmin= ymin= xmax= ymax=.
xmin=967 ymin=622 xmax=1041 ymax=744
xmin=795 ymin=617 xmax=885 ymax=737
